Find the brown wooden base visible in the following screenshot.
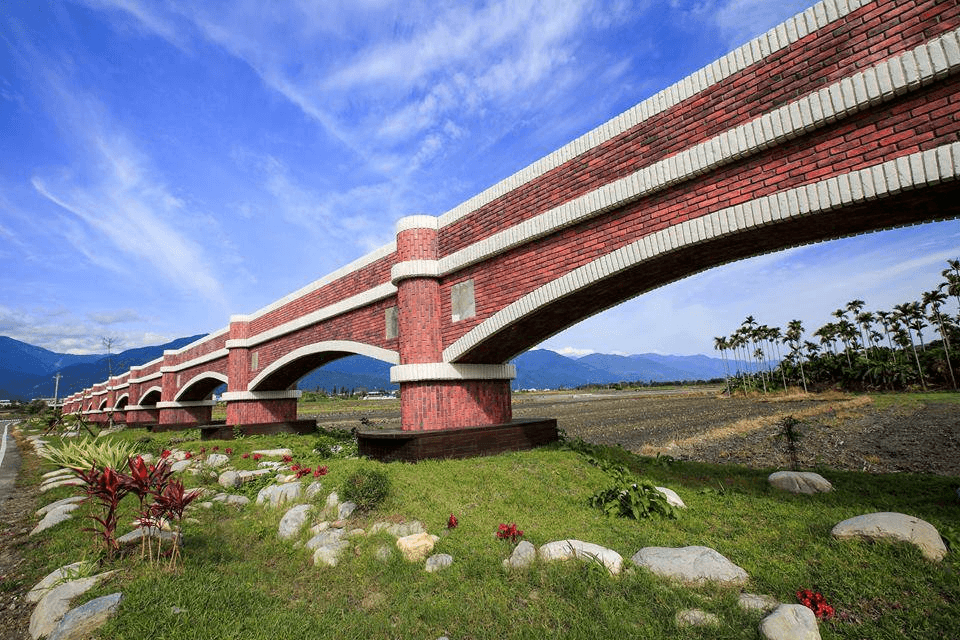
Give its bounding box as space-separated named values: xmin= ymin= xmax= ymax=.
xmin=357 ymin=418 xmax=559 ymax=462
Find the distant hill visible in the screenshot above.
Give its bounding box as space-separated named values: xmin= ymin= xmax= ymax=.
xmin=0 ymin=335 xmax=206 ymax=400
xmin=1 ymin=335 xmax=743 ymax=400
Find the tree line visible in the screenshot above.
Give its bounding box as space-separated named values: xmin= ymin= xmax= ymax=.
xmin=714 ymin=258 xmax=960 ymax=394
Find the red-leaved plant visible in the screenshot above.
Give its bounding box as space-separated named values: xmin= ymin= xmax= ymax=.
xmin=496 ymin=523 xmax=524 ymax=542
xmin=447 ymin=513 xmax=458 ymax=529
xmin=797 ymin=589 xmax=835 ymax=619
xmin=75 ymin=465 xmax=130 ymax=559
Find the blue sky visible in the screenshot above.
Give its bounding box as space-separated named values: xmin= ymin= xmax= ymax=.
xmin=1 ymin=0 xmax=957 ymax=359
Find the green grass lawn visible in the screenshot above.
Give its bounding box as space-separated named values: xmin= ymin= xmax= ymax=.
xmin=15 ymin=418 xmax=960 ymax=640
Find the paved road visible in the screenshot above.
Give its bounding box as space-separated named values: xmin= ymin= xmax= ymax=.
xmin=0 ymin=420 xmax=22 ymax=507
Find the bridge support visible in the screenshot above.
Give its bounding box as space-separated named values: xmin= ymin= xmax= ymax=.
xmin=156 ymin=401 xmax=214 ymax=428
xmin=222 ymin=391 xmax=301 ymax=425
xmin=124 ymin=405 xmax=159 ymax=428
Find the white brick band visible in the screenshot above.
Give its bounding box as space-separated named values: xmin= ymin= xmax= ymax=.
xmin=390 ymin=260 xmax=441 ymax=284
xmin=220 ymin=390 xmax=302 ymax=401
xmin=160 ymin=348 xmax=230 ymax=374
xmin=390 ymin=363 xmax=517 ymax=383
xmin=396 ymin=215 xmax=440 ymax=232
xmin=156 ymin=401 xmax=216 ymax=409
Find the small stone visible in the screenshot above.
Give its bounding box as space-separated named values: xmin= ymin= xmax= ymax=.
xmin=31 ymin=504 xmax=81 ymax=535
xmin=655 ymin=486 xmax=686 ymax=508
xmin=312 ymin=540 xmax=349 ymax=567
xmin=223 ymin=495 xmax=250 ymax=507
xmin=425 ymin=554 xmax=453 ymax=572
xmin=255 ymin=483 xmax=302 ymax=508
xmin=768 ymin=471 xmax=833 ymax=495
xmin=676 ymin=609 xmax=720 ymax=627
xmin=218 ymin=471 xmax=240 ymax=489
xmin=374 ymin=545 xmax=393 ymax=561
xmin=170 ymin=459 xmax=193 ymax=473
xmin=396 ymin=533 xmax=440 ymax=562
xmin=306 ymin=529 xmax=345 ymax=550
xmin=252 ymin=448 xmax=293 ymax=458
xmin=739 ymin=593 xmax=780 ymax=612
xmin=36 ymin=496 xmax=85 ymax=518
xmin=278 ymin=504 xmax=312 ymax=540
xmin=205 ymin=453 xmax=229 ymax=468
xmin=310 ymin=522 xmax=330 ymax=535
xmin=503 ymin=540 xmax=536 ymax=569
xmin=831 ymin=512 xmax=947 ymax=561
xmin=305 ymin=481 xmax=323 ymax=498
xmin=338 ymin=501 xmax=357 ymax=520
xmin=28 ymin=573 xmax=115 ymax=640
xmin=631 ymin=546 xmax=748 ymax=585
xmin=538 ymin=540 xmax=623 ymax=575
xmin=238 ymin=469 xmax=273 ymax=482
xmin=116 ymin=527 xmax=180 ymax=547
xmin=26 ymin=563 xmax=92 ymax=604
xmin=46 ymin=592 xmax=122 ymax=640
xmin=759 ymin=604 xmax=821 ymax=640
xmin=39 ymin=478 xmax=82 ymax=493
xmin=325 ymin=492 xmax=339 ymax=510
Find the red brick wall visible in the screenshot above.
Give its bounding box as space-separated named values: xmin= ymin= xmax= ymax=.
xmin=226 ymin=398 xmax=298 ymax=425
xmin=400 ymin=379 xmax=511 ymax=431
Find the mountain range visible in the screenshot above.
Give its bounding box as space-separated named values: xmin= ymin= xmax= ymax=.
xmin=1 ymin=335 xmax=738 ymax=401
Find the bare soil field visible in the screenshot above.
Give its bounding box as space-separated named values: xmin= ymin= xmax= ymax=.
xmin=514 ymin=388 xmax=960 ymax=476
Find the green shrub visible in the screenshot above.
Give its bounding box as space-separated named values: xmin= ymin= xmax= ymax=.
xmin=588 ymin=465 xmax=677 ymax=521
xmin=341 ymin=467 xmax=390 ymax=511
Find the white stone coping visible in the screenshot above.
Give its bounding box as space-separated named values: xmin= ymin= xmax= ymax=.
xmin=129 ymin=370 xmax=162 ymax=384
xmin=396 ymin=215 xmax=440 ymax=232
xmin=172 ymin=372 xmax=229 ymax=402
xmin=156 ymin=401 xmax=216 ymax=409
xmin=434 ymin=29 xmax=960 ymax=278
xmin=138 ymin=386 xmax=163 ymax=402
xmin=390 ymin=363 xmax=516 ymax=383
xmin=444 ymin=141 xmax=960 ymax=362
xmin=160 ymin=348 xmax=229 ymax=374
xmin=220 ymin=390 xmax=302 ymax=402
xmin=225 ymin=282 xmax=397 ymax=349
xmin=435 ymin=0 xmax=871 ymax=228
xmin=124 ymin=405 xmax=158 ymax=411
xmin=247 ymin=341 xmax=399 ymax=391
xmin=230 ymin=242 xmax=397 ymax=325
xmin=390 ymin=260 xmax=441 ymax=284
xmin=162 ymin=326 xmax=229 ymax=357
xmin=130 ymin=356 xmax=163 ymax=373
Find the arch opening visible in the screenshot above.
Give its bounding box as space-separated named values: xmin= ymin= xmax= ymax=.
xmin=248 ymin=341 xmax=399 ymax=392
xmin=175 ymin=372 xmax=228 ymax=402
xmin=139 ymin=386 xmax=162 ymax=406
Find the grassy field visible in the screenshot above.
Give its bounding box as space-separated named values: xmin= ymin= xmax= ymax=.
xmin=12 ymin=399 xmax=960 ymax=640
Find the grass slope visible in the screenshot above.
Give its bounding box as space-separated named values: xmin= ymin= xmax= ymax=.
xmin=14 ymin=410 xmax=960 ymax=640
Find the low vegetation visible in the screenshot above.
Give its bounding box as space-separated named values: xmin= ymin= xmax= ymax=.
xmin=13 ymin=404 xmax=960 ymax=640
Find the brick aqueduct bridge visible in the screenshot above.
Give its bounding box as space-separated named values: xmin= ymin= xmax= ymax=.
xmin=66 ymin=0 xmax=960 ymax=459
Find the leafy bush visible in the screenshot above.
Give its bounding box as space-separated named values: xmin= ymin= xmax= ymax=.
xmin=588 ymin=465 xmax=677 ymax=521
xmin=313 ymin=429 xmax=358 ymax=458
xmin=341 ymin=467 xmax=390 ymax=511
xmin=38 ymin=438 xmax=138 ymax=471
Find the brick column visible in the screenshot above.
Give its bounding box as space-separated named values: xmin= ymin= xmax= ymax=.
xmin=391 ymin=215 xmax=515 ymax=431
xmin=223 ymin=316 xmax=300 ymax=426
xmin=124 ymin=367 xmax=158 ymax=427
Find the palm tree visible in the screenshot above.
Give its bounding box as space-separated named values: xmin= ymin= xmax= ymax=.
xmin=785 ymin=320 xmax=808 ymax=392
xmin=714 ymin=336 xmax=732 ymax=395
xmin=894 ymin=302 xmax=927 ymax=390
xmin=766 ymin=325 xmax=788 ymax=390
xmin=875 ymin=310 xmax=896 ymax=352
xmin=923 ymin=289 xmax=957 ymax=390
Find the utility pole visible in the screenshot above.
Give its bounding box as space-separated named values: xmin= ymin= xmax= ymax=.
xmin=52 ymin=372 xmax=62 ymax=407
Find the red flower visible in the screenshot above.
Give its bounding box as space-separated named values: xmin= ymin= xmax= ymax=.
xmin=314 ymin=465 xmax=328 ymax=477
xmin=212 ymin=446 xmax=219 ymax=451
xmin=199 ymin=447 xmax=206 ymax=454
xmin=225 ymin=448 xmax=233 ymax=455
xmin=252 ymin=453 xmax=263 ymax=461
xmin=160 ymin=450 xmax=171 ymax=459
xmin=496 ymin=523 xmax=523 ymax=542
xmin=184 ymin=452 xmax=193 ymax=459
xmin=295 ymin=467 xmax=311 ymax=479
xmin=282 ymin=454 xmax=293 ymax=463
xmin=291 ymin=464 xmax=300 ymax=471
xmin=447 ymin=513 xmax=458 ymax=529
xmin=241 ymin=453 xmax=249 ymax=459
